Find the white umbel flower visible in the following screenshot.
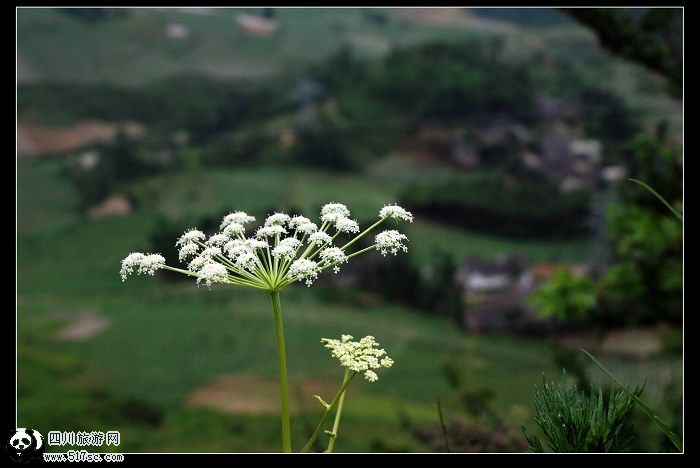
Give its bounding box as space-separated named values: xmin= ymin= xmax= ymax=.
xmin=297 ymin=222 xmax=318 ymax=235
xmin=319 ymin=247 xmax=348 ymax=273
xmin=178 ymin=242 xmax=199 ymax=261
xmin=223 ymin=222 xmax=246 ymax=237
xmin=321 ymin=203 xmax=351 ymax=223
xmin=223 ymin=239 xmax=247 ymax=258
xmin=272 ymin=238 xmax=302 ymax=260
xmin=379 ymin=204 xmax=414 ymax=222
xmin=256 ymin=225 xmax=287 ymax=238
xmin=121 ymin=203 xmax=412 ymax=292
xmin=245 ymin=239 xmax=268 ymax=251
xmin=289 ymin=259 xmax=319 ymax=286
xmin=176 ymin=229 xmax=206 ymax=247
xmin=289 ymin=215 xmax=312 ymax=229
xmin=120 ymin=252 xmax=144 ymax=281
xmin=188 ymin=255 xmax=209 ymax=273
xmin=335 ymin=218 xmax=360 ymax=233
xmin=234 ymin=250 xmax=258 ymax=271
xmin=309 ymin=231 xmax=332 ymax=246
xmin=120 ymin=252 xmax=165 ymax=281
xmin=200 ymin=247 xmax=222 ymax=258
xmin=220 ymin=212 xmax=255 ymax=229
xmin=196 ymin=261 xmax=228 ymax=287
xmin=265 ymin=212 xmax=291 ymax=227
xmin=375 ymin=230 xmax=408 ymax=256
xmin=321 ymin=334 xmax=394 ymax=382
xmin=206 ymin=234 xmax=229 ymax=247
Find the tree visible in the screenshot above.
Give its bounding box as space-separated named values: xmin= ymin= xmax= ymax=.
xmin=565 ymin=8 xmax=682 ymax=98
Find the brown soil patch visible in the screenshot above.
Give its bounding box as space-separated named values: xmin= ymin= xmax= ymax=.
xmin=17 ymin=120 xmax=145 ymax=158
xmin=390 ymin=8 xmax=515 ymax=33
xmin=55 ymin=310 xmax=111 ymax=342
xmin=88 ymin=194 xmax=133 ymax=220
xmin=187 ymin=374 xmax=338 ymax=415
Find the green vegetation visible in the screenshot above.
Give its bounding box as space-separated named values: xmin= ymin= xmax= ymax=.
xmin=529 ymin=269 xmax=597 ymax=323
xmin=401 ymin=171 xmax=592 ymax=238
xmin=523 ymin=372 xmax=643 ymax=452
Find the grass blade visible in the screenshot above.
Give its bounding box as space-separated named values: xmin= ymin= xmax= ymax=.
xmin=436 ymin=397 xmax=452 ymax=453
xmin=629 ymin=178 xmax=683 ymax=222
xmin=581 ymin=349 xmax=682 ymax=452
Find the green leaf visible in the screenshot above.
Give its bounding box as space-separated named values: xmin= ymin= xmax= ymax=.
xmin=313 ymin=394 xmax=330 ymax=409
xmin=581 ymin=349 xmax=683 ymax=452
xmin=629 ymin=178 xmax=683 ymax=222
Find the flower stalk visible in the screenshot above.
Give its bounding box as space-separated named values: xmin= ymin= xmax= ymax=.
xmin=300 ymin=371 xmax=357 ymax=453
xmin=270 ymin=291 xmax=291 ymax=452
xmin=326 ymin=368 xmax=351 ymax=453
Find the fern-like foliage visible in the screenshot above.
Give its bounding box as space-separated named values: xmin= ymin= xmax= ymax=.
xmin=523 ymin=372 xmax=644 ymax=452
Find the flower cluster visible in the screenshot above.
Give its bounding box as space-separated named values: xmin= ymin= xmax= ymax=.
xmin=321 ymin=334 xmax=394 ymax=382
xmin=119 ymin=202 xmax=413 ymax=291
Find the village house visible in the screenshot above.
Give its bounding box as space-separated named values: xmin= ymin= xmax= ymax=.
xmin=455 ymin=254 xmax=553 ymax=335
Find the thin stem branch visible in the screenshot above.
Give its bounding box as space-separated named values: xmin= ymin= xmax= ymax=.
xmin=300 ymin=371 xmax=357 ymax=453
xmin=340 ymin=219 xmax=384 ymax=252
xmin=326 ymin=369 xmax=351 ymax=453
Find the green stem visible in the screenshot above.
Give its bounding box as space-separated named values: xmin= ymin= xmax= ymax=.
xmin=300 ymin=371 xmax=357 ymax=453
xmin=340 ymin=219 xmax=384 ymax=252
xmin=270 ymin=291 xmax=292 ymax=453
xmin=326 ymin=369 xmax=351 ymax=453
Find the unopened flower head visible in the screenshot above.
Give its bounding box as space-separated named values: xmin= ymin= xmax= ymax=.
xmin=379 ymin=204 xmax=414 ymax=223
xmin=176 ymin=229 xmax=205 ymax=247
xmin=375 ymin=230 xmax=408 ymax=256
xmin=321 ymin=334 xmax=394 ymax=382
xmin=121 ymin=202 xmax=411 ymax=291
xmin=221 ymin=212 xmax=255 ymax=229
xmin=335 ymin=218 xmax=360 ymax=234
xmin=265 ymin=212 xmax=291 ymax=227
xmin=120 ymin=253 xmax=165 ymax=281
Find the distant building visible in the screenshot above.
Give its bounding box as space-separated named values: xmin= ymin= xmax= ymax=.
xmin=456 ymin=254 xmax=551 ymax=335
xmin=524 ymin=125 xmax=603 ymax=192
xmin=456 ymin=254 xmax=531 ymax=295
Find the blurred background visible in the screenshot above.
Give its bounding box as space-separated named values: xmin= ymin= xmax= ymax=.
xmin=17 ymin=7 xmax=682 ymax=452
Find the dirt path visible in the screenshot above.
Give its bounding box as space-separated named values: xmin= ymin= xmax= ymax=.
xmin=55 ymin=310 xmax=111 ymax=342
xmin=187 ymin=374 xmax=338 ymax=415
xmin=17 ymin=120 xmax=145 ymax=158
